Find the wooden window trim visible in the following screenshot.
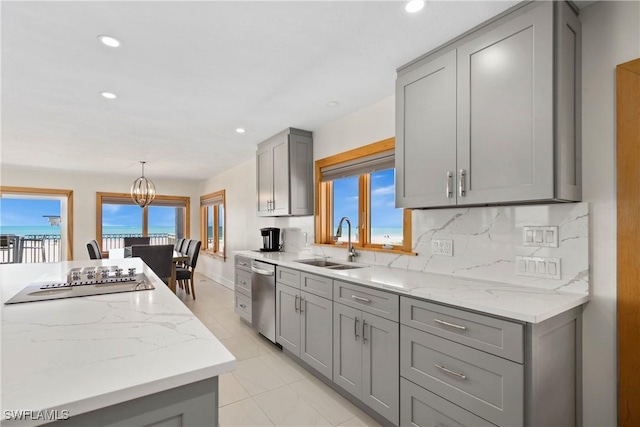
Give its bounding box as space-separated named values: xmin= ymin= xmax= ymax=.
xmin=314 ymin=137 xmax=415 ymax=255
xmin=0 ymin=186 xmax=74 ymax=260
xmin=96 ymin=192 xmax=190 ymax=254
xmin=200 ymin=189 xmax=226 ymax=259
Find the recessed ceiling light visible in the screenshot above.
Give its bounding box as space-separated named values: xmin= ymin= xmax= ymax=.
xmin=98 ymin=35 xmax=121 ymax=48
xmin=236 ymin=128 xmax=246 ymax=134
xmin=100 ymin=92 xmax=117 ymax=99
xmin=326 ymin=101 xmax=340 ymax=108
xmin=405 ymin=0 xmax=425 ymax=13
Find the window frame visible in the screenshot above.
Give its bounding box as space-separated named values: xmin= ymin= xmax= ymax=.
xmin=96 ymin=192 xmax=190 ymax=254
xmin=314 ymin=138 xmax=414 ymax=255
xmin=200 ymin=189 xmax=226 ymax=259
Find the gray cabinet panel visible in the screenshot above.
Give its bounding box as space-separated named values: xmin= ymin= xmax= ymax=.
xmin=401 ymin=325 xmax=523 ymax=427
xmin=362 ymin=312 xmax=399 ymax=424
xmin=400 ymin=297 xmax=524 ymax=363
xmin=396 ymin=50 xmax=457 ymax=208
xmin=334 ymin=280 xmax=399 ymax=321
xmin=276 ymin=283 xmax=301 ymax=354
xmin=256 ymin=128 xmax=313 ymax=217
xmin=256 ymin=144 xmax=273 ymax=216
xmin=234 ymin=291 xmax=252 ymax=323
xmin=400 ymin=378 xmax=495 ymax=427
xmin=301 ymin=272 xmax=333 ymax=299
xmin=235 ymin=256 xmax=251 ymax=271
xmin=457 ymin=2 xmax=554 ymax=205
xmin=300 ymin=291 xmax=333 ymax=380
xmin=277 ymin=266 xmax=301 ymax=288
xmin=333 ymin=302 xmax=363 ymax=397
xmin=235 ymin=270 xmax=251 ymax=297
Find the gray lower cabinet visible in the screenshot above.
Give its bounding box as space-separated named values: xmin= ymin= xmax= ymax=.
xmin=401 ymin=378 xmax=495 ymax=427
xmin=234 ymin=257 xmax=252 ymax=322
xmin=276 ymin=282 xmax=333 ymax=379
xmin=333 ymin=302 xmax=399 ymax=425
xmin=396 ymin=1 xmax=581 ymax=208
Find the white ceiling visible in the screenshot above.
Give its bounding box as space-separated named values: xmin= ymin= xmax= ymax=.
xmin=1 ymin=1 xmax=520 ymax=181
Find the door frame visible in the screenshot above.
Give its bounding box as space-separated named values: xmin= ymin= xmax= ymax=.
xmin=616 ymin=57 xmax=640 ymax=427
xmin=0 ymin=186 xmax=74 ymax=260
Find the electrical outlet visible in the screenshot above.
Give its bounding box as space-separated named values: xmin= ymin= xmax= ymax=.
xmin=522 ymin=226 xmax=559 ymax=247
xmin=516 ymin=256 xmax=561 ymax=279
xmin=431 ymin=239 xmax=453 ymax=257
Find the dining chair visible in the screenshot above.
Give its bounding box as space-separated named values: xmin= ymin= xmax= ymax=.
xmin=131 ymin=244 xmax=173 ymax=285
xmin=174 ymin=238 xmax=185 ymax=253
xmin=176 ymin=240 xmax=201 ymax=299
xmin=123 ymin=236 xmax=151 ymax=247
xmin=86 ymin=240 xmax=102 ymax=259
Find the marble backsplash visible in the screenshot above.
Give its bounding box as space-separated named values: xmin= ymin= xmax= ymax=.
xmin=279 ymin=202 xmax=589 ymax=295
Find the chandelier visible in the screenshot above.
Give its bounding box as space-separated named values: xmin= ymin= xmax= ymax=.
xmin=130 ymin=161 xmax=156 ymax=208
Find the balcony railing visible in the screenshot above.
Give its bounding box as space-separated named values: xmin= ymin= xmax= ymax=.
xmin=0 ymin=234 xmax=61 ymax=264
xmin=101 ymin=233 xmax=175 ymax=252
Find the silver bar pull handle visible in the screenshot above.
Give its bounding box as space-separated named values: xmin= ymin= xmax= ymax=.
xmin=446 ymin=171 xmax=453 ymax=198
xmin=251 ymin=266 xmax=274 ymax=276
xmin=434 ymin=318 xmax=467 ymax=331
xmin=294 ymin=294 xmax=299 ymax=312
xmin=239 ymin=303 xmax=246 ymax=309
xmin=435 ymin=364 xmax=467 ymax=380
xmin=352 ymin=295 xmax=371 ymax=303
xmin=362 ymin=320 xmax=367 ymax=343
xmin=238 ymin=262 xmax=247 ymax=266
xmin=459 ymin=169 xmax=466 ymax=197
xmin=355 ymin=317 xmax=359 ymax=341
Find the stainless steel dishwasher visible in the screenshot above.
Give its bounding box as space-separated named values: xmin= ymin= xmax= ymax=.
xmin=250 ymin=260 xmax=276 ymax=343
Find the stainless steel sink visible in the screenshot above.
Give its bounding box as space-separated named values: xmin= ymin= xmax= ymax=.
xmin=294 ymin=259 xmax=364 ymax=270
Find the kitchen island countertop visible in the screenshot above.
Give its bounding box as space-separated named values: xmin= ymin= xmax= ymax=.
xmin=235 ymin=250 xmax=589 ymax=324
xmin=1 ymin=258 xmax=235 ymax=426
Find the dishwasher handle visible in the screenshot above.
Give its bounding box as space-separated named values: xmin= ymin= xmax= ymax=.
xmin=251 ymin=266 xmax=274 ymax=276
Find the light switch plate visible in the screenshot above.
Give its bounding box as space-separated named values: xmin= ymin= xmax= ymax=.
xmin=522 ymin=226 xmax=559 ymax=248
xmin=516 ymin=256 xmax=561 ymax=279
xmin=431 ymin=239 xmax=453 ymax=256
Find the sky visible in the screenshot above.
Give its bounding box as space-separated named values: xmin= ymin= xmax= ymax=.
xmin=333 ymin=168 xmax=402 ymax=231
xmin=0 ymin=198 xmax=61 ymax=226
xmin=103 ymin=204 xmax=176 ymax=227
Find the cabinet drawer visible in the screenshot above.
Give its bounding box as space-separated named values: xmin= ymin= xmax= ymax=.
xmin=276 ymin=266 xmax=301 ymax=288
xmin=301 ymin=272 xmax=332 ymax=299
xmin=334 ymin=281 xmax=399 ymax=321
xmin=400 ymin=297 xmax=523 ymax=363
xmin=401 ymin=325 xmax=523 ymax=427
xmin=234 ymin=291 xmax=251 ymax=323
xmin=235 ymin=270 xmax=251 ymax=297
xmin=401 ymin=378 xmax=495 ymax=427
xmin=235 ymin=256 xmax=251 ymax=271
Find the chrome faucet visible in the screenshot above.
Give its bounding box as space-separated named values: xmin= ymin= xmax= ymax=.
xmin=333 ymin=217 xmax=358 ymax=262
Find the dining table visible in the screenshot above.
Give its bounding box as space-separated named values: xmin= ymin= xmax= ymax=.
xmin=109 ymin=247 xmax=189 ymax=293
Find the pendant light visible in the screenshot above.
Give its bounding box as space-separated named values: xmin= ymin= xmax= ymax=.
xmin=130 ymin=161 xmax=156 ymax=208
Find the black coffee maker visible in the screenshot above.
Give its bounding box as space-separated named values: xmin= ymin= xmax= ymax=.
xmin=260 ymin=227 xmax=281 ymax=252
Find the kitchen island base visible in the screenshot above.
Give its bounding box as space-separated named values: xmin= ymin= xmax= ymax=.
xmin=45 ymin=377 xmax=218 ymax=427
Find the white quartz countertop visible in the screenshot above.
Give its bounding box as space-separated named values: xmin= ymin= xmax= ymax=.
xmin=1 ymin=258 xmax=235 ymax=426
xmin=236 ymin=250 xmax=589 ymax=324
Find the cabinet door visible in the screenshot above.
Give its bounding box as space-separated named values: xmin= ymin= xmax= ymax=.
xmin=333 ymin=303 xmax=362 ymax=398
xmin=271 ymin=137 xmax=290 ymax=216
xmin=256 ymin=142 xmax=273 ymax=216
xmin=396 ymin=49 xmax=457 ymax=208
xmin=361 ymin=312 xmax=399 ymax=424
xmin=300 ymin=292 xmax=333 ymax=380
xmin=276 ymin=283 xmax=300 ymax=355
xmin=456 ymin=2 xmax=554 ymax=205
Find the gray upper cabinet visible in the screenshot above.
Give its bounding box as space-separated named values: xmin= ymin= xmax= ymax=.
xmin=396 ymin=1 xmax=581 ymax=208
xmin=256 ymin=128 xmax=313 ymax=217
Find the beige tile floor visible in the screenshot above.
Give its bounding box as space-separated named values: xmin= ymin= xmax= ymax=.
xmin=177 ymin=274 xmax=383 ymax=427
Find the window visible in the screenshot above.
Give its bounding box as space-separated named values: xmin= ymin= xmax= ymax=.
xmin=96 ymin=192 xmax=190 ymax=252
xmin=315 ymin=138 xmax=413 ymax=254
xmin=200 ymin=190 xmax=225 ymax=258
xmin=0 ymin=186 xmax=74 ymax=262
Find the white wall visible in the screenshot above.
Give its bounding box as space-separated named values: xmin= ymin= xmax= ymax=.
xmin=581 ymin=2 xmax=640 ymax=425
xmin=0 ymin=165 xmax=201 ymax=259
